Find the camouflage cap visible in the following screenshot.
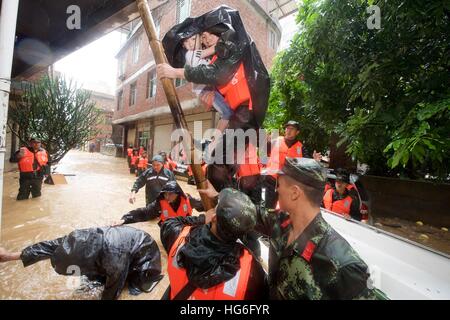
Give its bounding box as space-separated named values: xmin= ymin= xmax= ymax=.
xmin=284 ymin=120 xmax=300 ymax=131
xmin=278 ymin=157 xmax=327 ymax=190
xmin=215 ymin=188 xmax=257 ymax=243
xmin=29 ymin=136 xmax=41 ymax=142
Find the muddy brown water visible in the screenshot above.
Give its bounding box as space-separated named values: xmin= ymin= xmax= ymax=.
xmin=0 ymin=150 xmax=199 ymax=300
xmin=374 ymin=217 xmax=450 ymax=255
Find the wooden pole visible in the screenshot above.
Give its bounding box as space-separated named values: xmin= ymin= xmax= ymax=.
xmin=136 ymin=0 xmax=214 ymax=210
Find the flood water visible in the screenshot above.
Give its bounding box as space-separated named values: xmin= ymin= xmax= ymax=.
xmin=0 ymin=150 xmax=199 ymax=300
xmin=1 ymin=150 xmax=448 ymax=300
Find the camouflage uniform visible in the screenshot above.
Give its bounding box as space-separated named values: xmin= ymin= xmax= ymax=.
xmin=256 ymin=157 xmax=387 ymax=300
xmin=255 ymin=206 xmax=387 ymax=300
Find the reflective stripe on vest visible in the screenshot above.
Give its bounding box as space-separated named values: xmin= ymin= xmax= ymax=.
xmin=237 ymin=143 xmax=261 ymax=178
xmin=168 ymin=226 xmax=253 ymax=300
xmin=159 ymin=197 xmax=192 ymax=222
xmin=323 ymin=189 xmax=352 ymax=218
xmin=210 ymin=55 xmax=252 ymax=110
xmin=265 ymin=137 xmax=303 ymax=177
xmin=18 ymin=148 xmax=48 ymax=173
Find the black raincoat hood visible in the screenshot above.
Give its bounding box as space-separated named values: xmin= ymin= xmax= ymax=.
xmin=157 ymin=181 xmax=187 ymax=200
xmin=178 ymin=224 xmax=243 ymax=289
xmin=162 ymin=5 xmax=270 ymax=128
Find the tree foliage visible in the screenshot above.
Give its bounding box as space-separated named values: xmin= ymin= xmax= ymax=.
xmin=8 ymin=75 xmax=101 ymax=165
xmin=267 ymin=0 xmax=450 ymax=179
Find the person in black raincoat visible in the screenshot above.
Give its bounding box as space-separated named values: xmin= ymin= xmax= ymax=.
xmin=129 ymin=154 xmax=175 ymax=206
xmin=115 ymin=181 xmax=204 ymax=227
xmin=0 ymin=226 xmax=162 ymax=300
xmin=160 ymin=188 xmax=268 ymax=300
xmin=158 ymin=5 xmax=270 ymax=132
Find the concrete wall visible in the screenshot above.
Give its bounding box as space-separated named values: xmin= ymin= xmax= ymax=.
xmin=360 ymin=175 xmax=450 ymax=228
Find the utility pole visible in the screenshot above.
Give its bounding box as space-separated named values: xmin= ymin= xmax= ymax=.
xmin=135 ymin=0 xmax=214 ymax=210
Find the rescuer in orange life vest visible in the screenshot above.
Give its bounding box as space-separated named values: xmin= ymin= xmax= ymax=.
xmin=160 ymin=188 xmax=268 ymax=300
xmin=261 ymin=120 xmax=322 ymax=209
xmin=126 ymin=144 xmax=134 ymax=169
xmin=14 ymin=137 xmax=49 ymax=201
xmin=130 ymin=149 xmax=139 ymax=175
xmin=136 ymin=151 xmax=149 ymax=177
xmin=236 ymin=139 xmax=262 ymax=203
xmin=114 ymin=181 xmax=203 ymax=227
xmin=159 ymin=151 xmax=177 ymax=172
xmin=322 ymin=169 xmax=362 ymax=221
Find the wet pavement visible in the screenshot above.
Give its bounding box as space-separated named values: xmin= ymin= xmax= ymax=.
xmin=0 ymin=150 xmax=199 ymax=300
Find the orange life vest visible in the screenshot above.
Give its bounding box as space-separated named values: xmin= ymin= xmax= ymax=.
xmin=168 ymin=158 xmax=177 ymax=171
xmin=159 ymin=197 xmax=192 ymax=222
xmin=127 ymin=148 xmax=133 ymax=157
xmin=324 ymin=182 xmax=333 ymax=194
xmin=265 ymin=137 xmax=303 ymax=177
xmin=139 ymin=147 xmax=144 ymax=156
xmin=164 ymin=159 xmax=177 ymax=172
xmin=237 ymin=143 xmax=261 ymax=178
xmin=168 ymin=226 xmax=252 ymax=300
xmin=131 ymin=155 xmax=139 ymax=167
xmin=138 ymin=157 xmax=148 ymax=169
xmin=323 ymin=189 xmax=353 ymax=218
xmin=210 ymin=55 xmax=252 ymax=110
xmin=187 ymin=163 xmax=207 ymax=177
xmin=18 ymin=148 xmax=48 ymax=173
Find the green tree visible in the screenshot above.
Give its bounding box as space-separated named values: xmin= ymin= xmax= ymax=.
xmin=8 ymin=74 xmax=101 ymax=166
xmin=267 ymin=0 xmax=450 ymax=179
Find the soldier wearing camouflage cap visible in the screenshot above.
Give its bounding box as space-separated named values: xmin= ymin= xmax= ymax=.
xmin=200 ymin=158 xmax=387 ymax=300
xmin=160 ymin=188 xmax=267 ymax=300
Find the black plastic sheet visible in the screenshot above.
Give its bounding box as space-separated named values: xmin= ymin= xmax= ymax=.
xmin=21 ymin=226 xmax=162 ymax=300
xmin=162 ymin=5 xmax=270 ymax=128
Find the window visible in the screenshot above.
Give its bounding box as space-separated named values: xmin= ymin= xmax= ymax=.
xmin=138 ymin=131 xmax=150 ymax=151
xmin=118 ymin=57 xmax=125 ymax=79
xmin=269 ymin=29 xmax=278 ymax=50
xmin=132 ymin=37 xmax=140 ymax=64
xmin=175 ymin=78 xmax=186 ymax=87
xmin=117 ymin=90 xmax=123 ymax=110
xmin=147 ymin=70 xmax=157 ymax=98
xmin=176 ymin=0 xmax=191 ymax=24
xmin=129 ymin=83 xmax=137 ymax=106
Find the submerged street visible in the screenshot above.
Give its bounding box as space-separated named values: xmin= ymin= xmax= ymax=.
xmin=0 ymin=150 xmax=200 ymax=300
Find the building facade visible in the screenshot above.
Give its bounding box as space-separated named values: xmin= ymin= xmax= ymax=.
xmin=86 ymin=91 xmax=115 ymax=153
xmin=112 ymin=0 xmax=281 ymax=158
